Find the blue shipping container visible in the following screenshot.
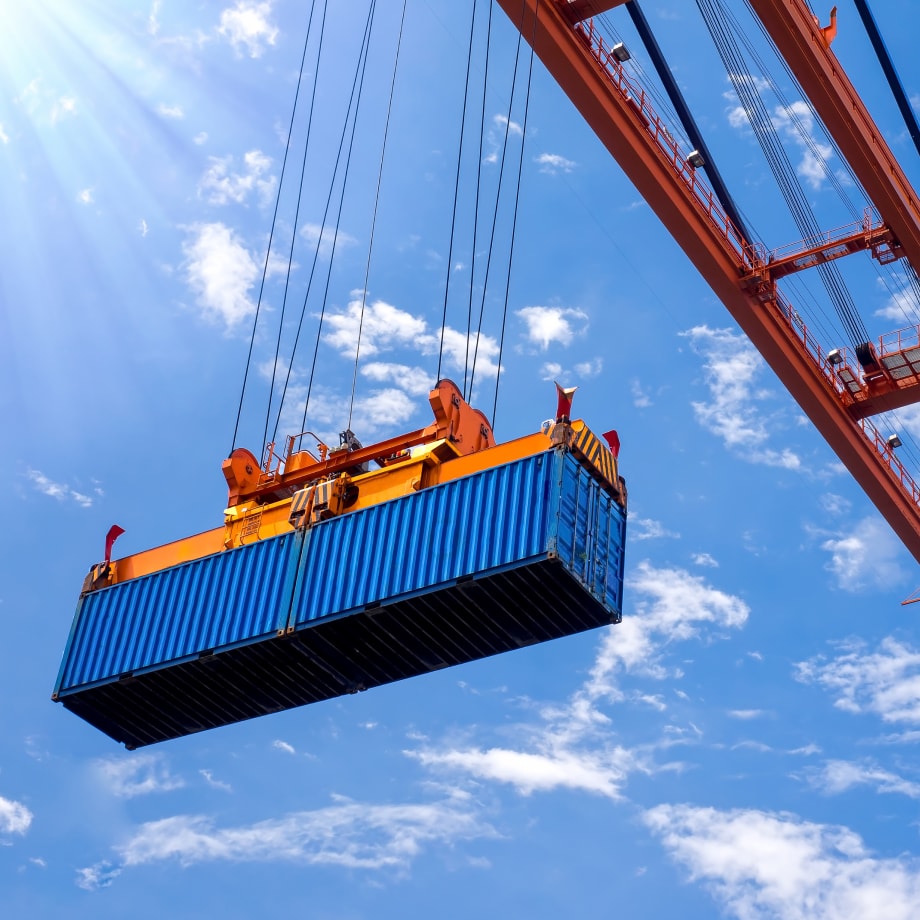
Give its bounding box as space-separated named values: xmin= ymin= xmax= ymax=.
xmin=54 ymin=447 xmax=626 ymax=748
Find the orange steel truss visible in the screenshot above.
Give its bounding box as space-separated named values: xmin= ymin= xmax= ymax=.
xmin=494 ymin=0 xmax=920 ymax=562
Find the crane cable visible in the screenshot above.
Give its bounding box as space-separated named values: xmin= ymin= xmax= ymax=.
xmin=262 ymin=0 xmax=328 ymax=456
xmin=698 ymin=0 xmax=870 ymax=350
xmin=257 ymin=0 xmax=376 ymax=443
xmin=346 ymin=0 xmax=409 ymax=433
xmin=488 ymin=0 xmax=540 ymax=431
xmin=463 ymin=0 xmax=494 ymax=400
xmin=229 ymin=0 xmax=319 ymax=456
xmin=467 ymin=0 xmax=534 ymax=407
xmin=299 ymin=0 xmax=378 ymax=436
xmin=435 ymin=0 xmax=482 ymax=388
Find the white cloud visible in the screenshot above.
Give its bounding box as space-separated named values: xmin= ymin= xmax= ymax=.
xmin=574 ymin=358 xmax=603 ymax=377
xmin=346 ymin=389 xmax=417 ymax=432
xmin=183 ymin=222 xmax=259 ymax=327
xmin=321 ymin=298 xmax=500 ymax=385
xmin=803 ymin=759 xmax=920 ymax=798
xmin=682 ymin=325 xmax=801 ymax=469
xmin=218 ymin=1 xmax=279 ymax=58
xmin=484 ymin=114 xmax=525 ymax=164
xmin=77 ymin=188 xmax=93 ymax=205
xmin=25 ymin=469 xmax=93 ymax=508
xmin=361 ymin=362 xmax=433 ymax=397
xmin=0 ymin=122 xmax=9 ymax=144
xmin=875 ymin=283 xmax=920 ymax=324
xmin=517 ymin=306 xmax=588 ymax=350
xmin=76 ymin=799 xmax=493 ymax=888
xmin=199 ymin=770 xmax=233 ymax=793
xmin=629 ymin=516 xmax=679 ymax=541
xmin=727 ymin=709 xmax=765 ymax=720
xmin=632 ymin=379 xmax=652 ymax=408
xmin=300 ymin=222 xmax=357 ymax=259
xmin=493 ymin=113 xmax=522 ymax=136
xmin=194 ymin=131 xmax=209 ymax=146
xmin=644 ymin=804 xmax=920 ymax=919
xmin=772 ymin=100 xmax=835 ymax=191
xmin=818 ymin=516 xmax=905 ymax=591
xmin=410 ymin=562 xmax=748 ymax=799
xmin=199 ymin=150 xmax=275 ymax=206
xmin=591 ymin=561 xmax=749 ymax=683
xmin=409 ymin=745 xmax=640 ymax=800
xmin=94 ymin=754 xmax=184 ymax=798
xmin=819 ymin=492 xmax=851 ymax=515
xmin=272 ymin=739 xmax=295 ymax=755
xmin=535 ymin=152 xmax=576 ymax=175
xmin=76 ymin=862 xmax=121 ymax=891
xmin=430 ymin=327 xmax=501 ymax=380
xmin=157 ymin=103 xmax=184 ymax=119
xmin=0 ymin=795 xmax=32 ymax=836
xmin=50 ymin=96 xmax=77 ymax=124
xmin=325 ymin=298 xmax=426 ymax=359
xmin=691 ymin=552 xmax=718 ymax=568
xmin=796 ymin=636 xmax=920 ymax=725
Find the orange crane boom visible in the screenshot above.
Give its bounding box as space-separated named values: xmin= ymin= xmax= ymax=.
xmin=494 ymin=0 xmax=920 ymax=563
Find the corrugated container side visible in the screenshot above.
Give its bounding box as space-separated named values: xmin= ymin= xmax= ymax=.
xmin=292 ymin=450 xmax=557 ymax=626
xmin=55 ymin=445 xmax=626 ymax=748
xmin=554 ymin=453 xmax=627 ymax=614
xmin=55 ymin=532 xmax=303 ymax=694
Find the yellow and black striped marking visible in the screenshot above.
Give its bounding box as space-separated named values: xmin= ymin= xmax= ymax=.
xmin=571 ymin=426 xmax=620 ymax=497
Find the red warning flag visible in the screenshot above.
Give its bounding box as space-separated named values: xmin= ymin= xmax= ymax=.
xmin=104 ymin=525 xmax=125 ymax=564
xmin=555 ymin=382 xmax=577 ymax=422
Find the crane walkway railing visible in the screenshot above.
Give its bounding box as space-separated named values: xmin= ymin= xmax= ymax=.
xmin=575 ymin=16 xmax=920 ymax=508
xmin=576 ymin=18 xmax=755 ymax=272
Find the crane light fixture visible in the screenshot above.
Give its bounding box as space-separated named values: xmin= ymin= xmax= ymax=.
xmin=687 ymin=149 xmax=705 ymax=169
xmin=827 ymin=349 xmax=843 ymax=365
xmin=888 ymin=434 xmax=903 ymax=450
xmin=611 ymin=42 xmax=630 ymax=63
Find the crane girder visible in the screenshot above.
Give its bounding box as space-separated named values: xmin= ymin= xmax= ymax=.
xmin=493 ymin=0 xmax=920 ymax=563
xmin=748 ymin=0 xmax=920 ymax=274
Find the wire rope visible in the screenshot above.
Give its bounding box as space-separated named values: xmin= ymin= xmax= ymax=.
xmin=467 ymin=1 xmax=529 ymax=404
xmin=262 ymin=0 xmax=326 ymax=456
xmin=229 ymin=0 xmax=318 ymax=455
xmin=698 ymin=0 xmax=870 ymax=349
xmin=300 ymin=0 xmax=378 ymax=435
xmin=463 ymin=0 xmax=494 ymax=400
xmin=434 ymin=0 xmax=481 ymax=387
xmin=347 ymin=0 xmax=409 ymax=432
xmin=488 ymin=0 xmax=539 ymax=430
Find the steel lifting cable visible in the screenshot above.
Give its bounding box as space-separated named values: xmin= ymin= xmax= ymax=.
xmin=435 ymin=0 xmax=481 ymax=388
xmin=467 ymin=1 xmax=530 ymax=406
xmin=261 ymin=0 xmax=375 ymax=441
xmin=699 ymin=0 xmax=870 ymax=348
xmin=488 ymin=0 xmax=540 ymax=431
xmin=698 ymin=0 xmax=848 ymax=351
xmin=268 ymin=0 xmax=331 ymax=448
xmin=230 ymin=0 xmax=318 ymax=456
xmin=733 ymin=1 xmax=920 ymax=342
xmin=463 ymin=0 xmax=494 ymax=400
xmin=346 ymin=0 xmax=409 ymax=432
xmin=737 ymin=2 xmax=864 ymax=220
xmin=298 ymin=4 xmax=379 ymax=436
xmin=262 ymin=0 xmax=328 ymax=456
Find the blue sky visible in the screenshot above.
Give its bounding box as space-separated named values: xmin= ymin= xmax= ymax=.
xmin=5 ymin=1 xmax=920 ymax=917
